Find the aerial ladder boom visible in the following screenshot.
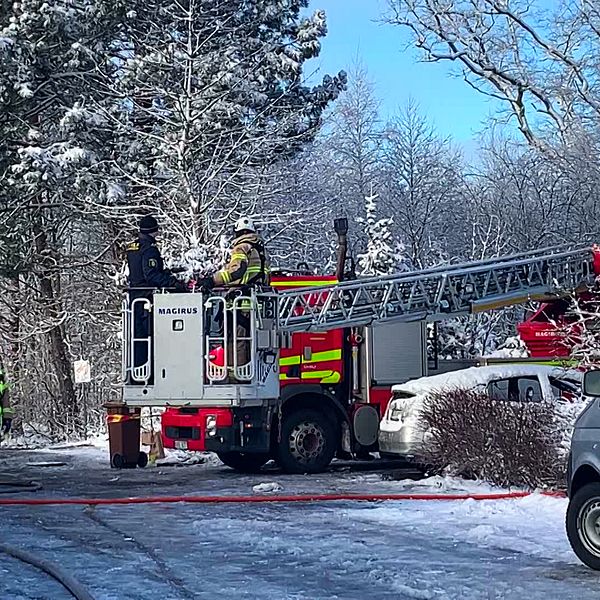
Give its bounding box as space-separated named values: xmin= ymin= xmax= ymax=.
xmin=277 ymin=245 xmax=599 ymax=333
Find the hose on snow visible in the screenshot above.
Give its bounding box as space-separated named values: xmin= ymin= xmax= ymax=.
xmin=0 ymin=490 xmax=565 ymax=506
xmin=0 ymin=543 xmax=95 ymax=600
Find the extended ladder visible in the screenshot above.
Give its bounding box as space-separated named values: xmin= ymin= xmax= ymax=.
xmin=277 ymin=245 xmax=599 ymax=333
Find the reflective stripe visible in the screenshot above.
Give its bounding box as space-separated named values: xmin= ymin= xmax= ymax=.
xmin=280 ymin=356 xmax=301 ymax=366
xmin=305 ymin=349 xmax=342 ymax=364
xmin=221 ymin=271 xmax=231 ymax=284
xmin=107 ymin=414 xmax=140 ymax=424
xmin=320 ymin=372 xmax=341 ymax=384
xmin=270 ymin=279 xmax=338 ymax=288
xmin=231 ymin=253 xmax=247 ymax=260
xmin=301 ymin=370 xmax=341 ymax=384
xmin=279 ymin=350 xmax=341 ymax=367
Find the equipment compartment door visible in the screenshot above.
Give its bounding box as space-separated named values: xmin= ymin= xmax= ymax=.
xmin=369 ymin=321 xmax=426 ymax=385
xmin=153 ymin=294 xmax=204 ymax=400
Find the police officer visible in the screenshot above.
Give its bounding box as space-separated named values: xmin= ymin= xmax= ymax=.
xmin=127 ymin=215 xmax=186 ymax=292
xmin=126 ymin=216 xmax=187 ymax=376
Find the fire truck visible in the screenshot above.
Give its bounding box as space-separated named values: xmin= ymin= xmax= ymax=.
xmin=120 ymin=223 xmax=600 ymax=474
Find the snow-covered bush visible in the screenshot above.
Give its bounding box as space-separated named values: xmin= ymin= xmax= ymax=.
xmin=419 ymin=388 xmax=580 ymax=488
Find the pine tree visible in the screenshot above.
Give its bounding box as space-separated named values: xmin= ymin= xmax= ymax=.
xmin=0 ymin=0 xmax=128 ymax=436
xmin=357 ymin=191 xmax=409 ymax=276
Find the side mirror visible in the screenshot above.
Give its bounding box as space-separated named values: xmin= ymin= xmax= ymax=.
xmin=583 ymin=370 xmax=600 ymax=397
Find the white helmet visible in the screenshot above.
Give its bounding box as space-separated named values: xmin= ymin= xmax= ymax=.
xmin=234 ymin=216 xmax=255 ymax=233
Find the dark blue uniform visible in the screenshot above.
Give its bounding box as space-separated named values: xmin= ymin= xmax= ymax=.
xmin=126 ymin=234 xmax=184 ymax=374
xmin=127 ymin=234 xmax=181 ymax=291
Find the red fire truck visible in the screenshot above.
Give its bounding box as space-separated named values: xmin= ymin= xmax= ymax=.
xmin=159 ymin=220 xmax=426 ymax=473
xmin=149 ymin=234 xmax=599 ymax=474
xmin=160 ymin=270 xmax=418 ymax=472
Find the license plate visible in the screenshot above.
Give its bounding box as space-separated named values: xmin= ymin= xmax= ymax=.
xmin=175 ymin=440 xmax=188 ymax=450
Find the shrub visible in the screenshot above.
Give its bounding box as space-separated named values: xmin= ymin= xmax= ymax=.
xmin=419 ymin=388 xmax=574 ymax=488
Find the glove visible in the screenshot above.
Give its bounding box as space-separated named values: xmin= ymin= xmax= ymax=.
xmin=187 ymin=279 xmax=198 ymax=291
xmin=197 ymin=277 xmax=214 ymax=292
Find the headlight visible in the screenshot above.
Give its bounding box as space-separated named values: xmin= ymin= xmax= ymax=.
xmin=206 ymin=415 xmax=217 ymax=437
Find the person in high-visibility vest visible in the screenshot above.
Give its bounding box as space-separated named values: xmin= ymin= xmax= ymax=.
xmin=200 ymin=217 xmax=270 ymax=290
xmin=199 ymin=218 xmax=271 ymax=379
xmin=0 ymin=369 xmax=13 ymax=440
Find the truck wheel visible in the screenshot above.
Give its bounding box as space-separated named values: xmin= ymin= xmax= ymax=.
xmin=217 ymin=452 xmax=269 ymax=473
xmin=566 ymin=482 xmax=600 ymax=570
xmin=276 ymin=409 xmax=336 ymax=474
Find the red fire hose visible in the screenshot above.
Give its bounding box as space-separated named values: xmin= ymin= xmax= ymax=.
xmin=0 ymin=490 xmax=565 ymax=506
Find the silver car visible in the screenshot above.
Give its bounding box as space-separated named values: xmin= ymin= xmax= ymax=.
xmin=379 ymin=364 xmax=582 ymax=460
xmin=566 ymin=370 xmax=600 ymax=570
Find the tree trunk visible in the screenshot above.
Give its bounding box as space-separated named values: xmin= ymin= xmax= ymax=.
xmin=32 ymin=214 xmax=78 ymax=433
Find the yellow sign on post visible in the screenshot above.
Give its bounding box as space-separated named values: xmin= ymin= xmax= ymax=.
xmin=73 ymin=360 xmax=91 ymax=384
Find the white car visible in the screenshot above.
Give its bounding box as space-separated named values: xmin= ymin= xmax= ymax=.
xmin=378 ymin=364 xmax=582 ymax=459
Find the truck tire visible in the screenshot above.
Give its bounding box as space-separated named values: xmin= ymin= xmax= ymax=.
xmin=566 ymin=482 xmax=600 ymax=570
xmin=217 ymin=452 xmax=269 ymax=473
xmin=276 ymin=409 xmax=336 ymax=474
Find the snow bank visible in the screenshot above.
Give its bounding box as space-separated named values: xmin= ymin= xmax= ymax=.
xmin=155 ymin=449 xmax=223 ymax=468
xmin=345 ymin=493 xmax=574 ymax=563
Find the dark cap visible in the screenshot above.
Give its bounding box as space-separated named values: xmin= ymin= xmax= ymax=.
xmin=139 ymin=215 xmax=159 ymax=234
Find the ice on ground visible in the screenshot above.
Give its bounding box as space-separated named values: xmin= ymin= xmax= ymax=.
xmin=384 ymin=473 xmax=504 ymax=494
xmin=155 ymin=448 xmax=223 ymax=468
xmin=252 ymin=482 xmax=284 ymax=493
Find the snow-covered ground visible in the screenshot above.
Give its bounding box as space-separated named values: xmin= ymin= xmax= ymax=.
xmin=1 ymin=444 xmax=599 ymax=599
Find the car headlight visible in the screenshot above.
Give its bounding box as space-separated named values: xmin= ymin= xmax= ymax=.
xmin=206 ymin=415 xmax=217 ymax=437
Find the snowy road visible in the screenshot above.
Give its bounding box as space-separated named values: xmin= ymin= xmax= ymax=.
xmin=1 ymin=445 xmax=599 ymax=600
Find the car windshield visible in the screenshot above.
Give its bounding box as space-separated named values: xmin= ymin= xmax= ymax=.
xmin=549 ymin=375 xmax=581 ymax=402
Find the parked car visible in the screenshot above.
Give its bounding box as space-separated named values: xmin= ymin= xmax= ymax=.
xmin=378 ymin=364 xmax=582 ymax=460
xmin=566 ymin=369 xmax=600 ymax=570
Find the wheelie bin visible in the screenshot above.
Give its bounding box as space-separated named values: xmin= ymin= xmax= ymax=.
xmin=104 ymin=402 xmax=148 ymax=469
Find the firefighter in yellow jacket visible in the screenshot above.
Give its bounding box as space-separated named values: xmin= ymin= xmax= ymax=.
xmin=200 ymin=217 xmax=270 ymax=289
xmin=199 ymin=217 xmax=270 ymax=379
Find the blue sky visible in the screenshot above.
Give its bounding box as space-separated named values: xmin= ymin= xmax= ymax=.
xmin=306 ymin=0 xmax=501 ymax=143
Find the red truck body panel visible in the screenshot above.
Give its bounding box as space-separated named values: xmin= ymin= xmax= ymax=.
xmin=162 ymin=273 xmax=393 ymax=452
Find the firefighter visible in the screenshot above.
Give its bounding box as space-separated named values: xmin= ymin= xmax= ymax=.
xmin=199 ymin=217 xmax=270 ymax=379
xmin=126 ymin=215 xmax=188 ymax=375
xmin=199 ymin=217 xmax=270 ymax=290
xmin=0 ymin=369 xmax=13 ymax=441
